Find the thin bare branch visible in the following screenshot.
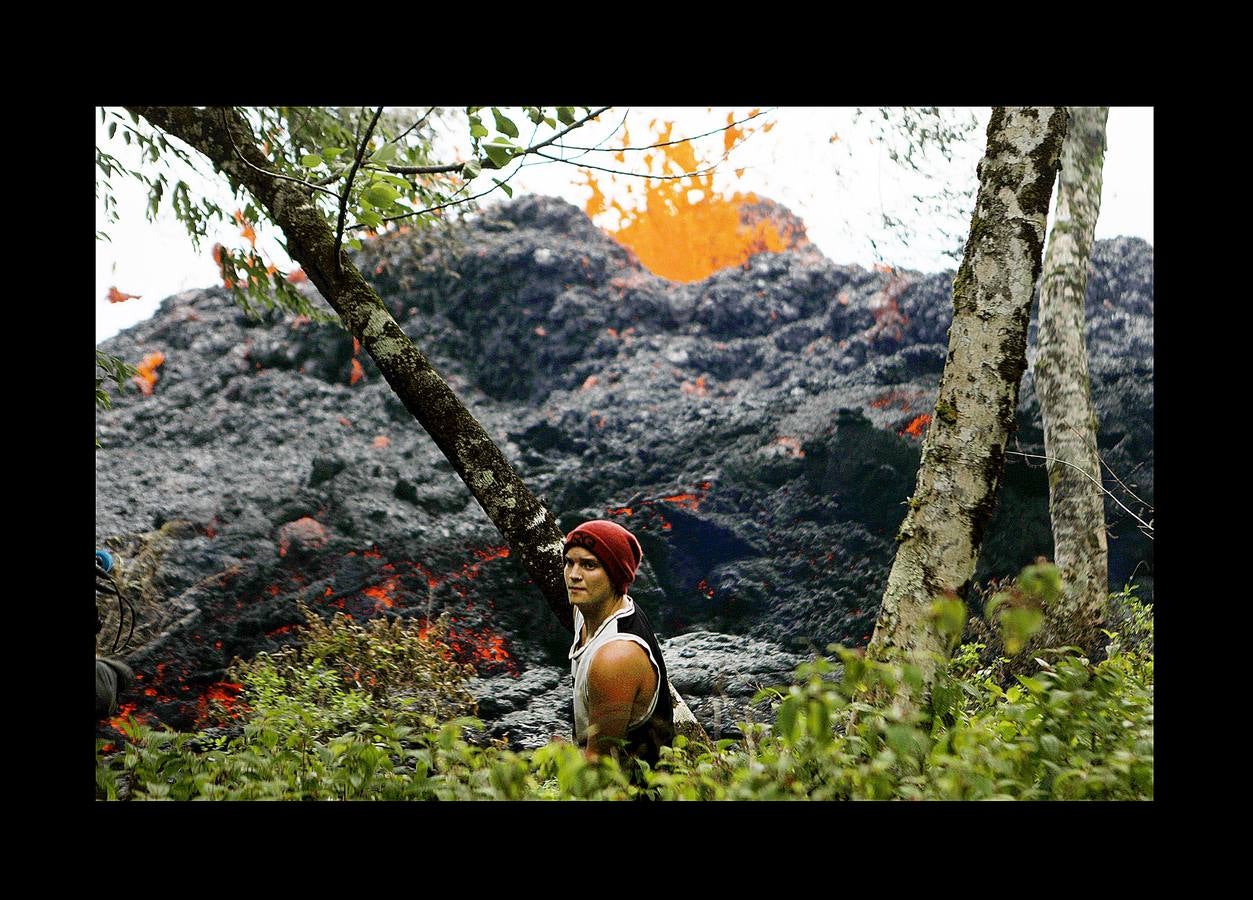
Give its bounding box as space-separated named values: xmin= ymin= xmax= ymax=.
xmin=1005 ymin=449 xmax=1153 ymax=539
xmin=350 ymin=152 xmax=532 ymax=232
xmin=1064 ymin=420 xmax=1153 ymax=512
xmin=216 ymin=107 xmax=341 ymax=202
xmin=556 ymin=107 xmax=775 ymax=152
xmin=535 ymin=149 xmax=723 ymax=181
xmin=386 ymin=106 xmax=612 ymax=176
xmin=334 ymin=106 xmax=384 ymax=269
xmin=392 ymin=106 xmax=438 ymax=144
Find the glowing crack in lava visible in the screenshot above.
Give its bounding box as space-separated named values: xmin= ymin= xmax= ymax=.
xmin=131 ymin=352 xmax=166 ymax=396
xmin=194 ymin=682 xmax=247 ymax=728
xmin=338 ymin=545 xmax=519 ymax=674
xmin=580 ymin=113 xmax=805 ymax=283
xmin=605 ymin=483 xmax=714 ymax=531
xmin=900 ymin=414 xmax=931 ymax=438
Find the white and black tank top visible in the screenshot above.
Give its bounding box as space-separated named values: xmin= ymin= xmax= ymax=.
xmin=570 ymin=596 xmax=674 ymax=763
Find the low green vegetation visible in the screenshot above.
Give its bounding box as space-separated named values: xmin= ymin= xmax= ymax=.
xmin=96 ymin=578 xmax=1153 ymax=801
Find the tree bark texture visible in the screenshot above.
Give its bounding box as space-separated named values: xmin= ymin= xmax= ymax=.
xmin=125 ymin=107 xmax=710 ymax=746
xmin=865 ymin=107 xmax=1068 ymax=708
xmin=1033 ymin=106 xmax=1110 ymax=654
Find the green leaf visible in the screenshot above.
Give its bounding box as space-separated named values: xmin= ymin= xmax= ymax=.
xmin=461 ymin=159 xmax=481 ymax=180
xmin=108 ymin=122 xmax=117 ymax=140
xmin=557 ymin=107 xmax=576 ymax=126
xmin=348 ymin=238 xmax=363 ymax=251
xmin=492 ymin=178 xmax=513 ymax=198
xmin=324 ymin=147 xmax=345 ymax=160
xmin=301 ymin=154 xmax=323 ymax=168
xmin=492 ymin=108 xmax=519 ymax=138
xmin=364 ymin=183 xmax=400 ymax=207
xmin=371 ymin=143 xmax=398 ymax=164
xmin=469 ymin=117 xmax=489 ymax=139
xmin=482 ymin=144 xmax=513 ymax=169
xmin=776 ymin=698 xmax=798 ymax=742
xmin=929 ymin=596 xmax=967 ymax=638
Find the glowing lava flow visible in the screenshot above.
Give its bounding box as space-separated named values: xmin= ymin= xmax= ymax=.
xmin=580 ymin=114 xmax=804 ymax=283
xmin=606 ymin=482 xmax=713 ymax=520
xmin=900 ymin=414 xmax=931 ymax=439
xmin=131 ymin=352 xmax=166 ymax=396
xmin=194 ymin=682 xmax=247 ymax=729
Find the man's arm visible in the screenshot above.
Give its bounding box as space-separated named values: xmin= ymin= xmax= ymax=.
xmin=584 ymin=640 xmax=656 ymax=761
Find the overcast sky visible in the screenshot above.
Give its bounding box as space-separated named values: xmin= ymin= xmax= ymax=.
xmin=96 ymin=107 xmax=1153 ymax=344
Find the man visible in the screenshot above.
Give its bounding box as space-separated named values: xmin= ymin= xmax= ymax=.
xmin=563 ymin=520 xmax=674 ymax=765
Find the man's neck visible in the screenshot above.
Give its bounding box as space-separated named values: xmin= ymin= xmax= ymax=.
xmin=579 ymin=595 xmax=627 ymax=644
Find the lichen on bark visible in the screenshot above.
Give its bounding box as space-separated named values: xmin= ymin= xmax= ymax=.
xmin=865 ymin=107 xmax=1066 ymax=713
xmin=1033 ymin=106 xmax=1111 ymax=658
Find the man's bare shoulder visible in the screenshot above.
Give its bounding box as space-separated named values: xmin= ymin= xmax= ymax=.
xmin=588 ymin=639 xmax=654 ymax=688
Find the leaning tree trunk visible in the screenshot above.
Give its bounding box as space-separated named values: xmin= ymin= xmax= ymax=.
xmin=865 ymin=107 xmax=1068 ymax=712
xmin=127 ymin=106 xmax=709 ymax=746
xmin=1032 ymin=106 xmax=1110 ymax=657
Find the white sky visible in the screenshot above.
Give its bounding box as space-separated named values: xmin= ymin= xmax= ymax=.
xmin=95 ymin=106 xmax=1153 ymax=344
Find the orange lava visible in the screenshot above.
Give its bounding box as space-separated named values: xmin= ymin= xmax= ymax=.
xmin=901 ymin=414 xmax=931 ymax=438
xmin=372 ymin=435 xmax=391 ymax=448
xmin=580 ymin=114 xmax=803 ymax=283
xmin=661 ymin=492 xmax=704 ymax=511
xmin=772 ymin=436 xmax=805 ymax=458
xmin=350 ymin=358 xmax=366 ymax=385
xmin=364 ymin=575 xmax=403 ymax=610
xmin=680 ymin=375 xmax=709 ymax=397
xmin=131 ymin=351 xmax=166 ymax=396
xmin=870 ymin=390 xmax=914 ymax=411
xmin=287 ymin=268 xmax=308 ymax=283
xmin=194 ymin=681 xmax=247 ymax=728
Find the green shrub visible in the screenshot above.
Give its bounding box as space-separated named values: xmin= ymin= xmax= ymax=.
xmin=97 ymin=583 xmax=1153 ymax=801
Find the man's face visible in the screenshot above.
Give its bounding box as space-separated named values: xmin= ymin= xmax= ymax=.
xmin=564 ymin=546 xmax=617 ymax=608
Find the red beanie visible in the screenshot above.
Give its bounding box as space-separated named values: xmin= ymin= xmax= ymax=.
xmin=563 ymin=520 xmax=643 ymax=596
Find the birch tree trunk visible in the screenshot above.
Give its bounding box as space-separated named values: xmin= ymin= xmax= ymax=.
xmin=126 ymin=106 xmax=709 ymax=745
xmin=1032 ymin=106 xmax=1110 ymax=655
xmin=865 ymin=107 xmax=1068 ymax=710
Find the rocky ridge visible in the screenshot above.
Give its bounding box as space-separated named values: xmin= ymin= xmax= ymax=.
xmin=95 ymin=195 xmax=1154 ymax=747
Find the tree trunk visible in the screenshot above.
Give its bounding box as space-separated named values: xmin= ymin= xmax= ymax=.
xmin=1032 ymin=106 xmax=1110 ymax=655
xmin=865 ymin=107 xmax=1068 ymax=711
xmin=127 ymin=106 xmax=709 ymax=745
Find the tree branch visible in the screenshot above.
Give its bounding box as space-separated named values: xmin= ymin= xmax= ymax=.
xmin=555 ymin=107 xmax=775 ymax=152
xmin=392 ymin=106 xmax=437 ymax=144
xmin=1063 ymin=420 xmax=1153 ymax=512
xmin=1005 ymin=449 xmax=1153 ymax=538
xmin=385 ymin=106 xmax=612 ymax=176
xmin=535 ymin=150 xmax=723 ymax=181
xmin=350 ymin=155 xmax=527 ymax=231
xmin=216 ymin=108 xmax=341 ymax=202
xmin=334 ymin=106 xmax=384 ymax=269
